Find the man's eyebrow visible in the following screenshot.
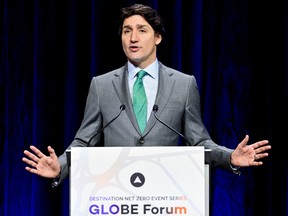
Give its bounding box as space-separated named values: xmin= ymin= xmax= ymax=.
xmin=122 ymin=25 xmax=132 ymax=30
xmin=122 ymin=24 xmax=149 ymax=29
xmin=136 ymin=24 xmax=148 ymax=29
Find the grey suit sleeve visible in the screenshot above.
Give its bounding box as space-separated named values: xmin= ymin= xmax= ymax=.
xmin=53 ymin=77 xmax=103 ymax=186
xmin=184 ymin=76 xmax=233 ymax=171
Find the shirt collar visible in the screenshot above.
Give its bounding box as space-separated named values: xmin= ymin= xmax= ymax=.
xmin=128 ymin=59 xmax=159 ymax=80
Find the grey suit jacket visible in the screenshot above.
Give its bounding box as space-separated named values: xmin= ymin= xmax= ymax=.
xmin=57 ymin=62 xmax=233 ymax=184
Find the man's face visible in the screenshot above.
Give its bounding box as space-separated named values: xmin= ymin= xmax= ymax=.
xmin=121 ymin=15 xmax=162 ymax=68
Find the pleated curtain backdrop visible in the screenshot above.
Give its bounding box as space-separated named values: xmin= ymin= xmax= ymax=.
xmin=1 ymin=0 xmax=287 ymax=215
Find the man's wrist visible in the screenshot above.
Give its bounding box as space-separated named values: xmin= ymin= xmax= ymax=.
xmin=51 ymin=170 xmax=61 ymax=188
xmin=54 ymin=170 xmax=61 ymax=179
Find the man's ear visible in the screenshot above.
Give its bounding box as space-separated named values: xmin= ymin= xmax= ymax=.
xmin=155 ymin=34 xmax=162 ymax=45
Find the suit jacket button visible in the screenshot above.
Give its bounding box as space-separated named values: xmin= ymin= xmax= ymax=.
xmin=139 ymin=138 xmax=144 ymax=144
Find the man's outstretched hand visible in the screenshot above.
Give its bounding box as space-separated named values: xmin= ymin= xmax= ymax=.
xmin=22 ymin=145 xmax=61 ymax=178
xmin=231 ymin=135 xmax=271 ymax=167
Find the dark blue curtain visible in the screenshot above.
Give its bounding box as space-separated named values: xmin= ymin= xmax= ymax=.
xmin=1 ymin=0 xmax=287 ymax=215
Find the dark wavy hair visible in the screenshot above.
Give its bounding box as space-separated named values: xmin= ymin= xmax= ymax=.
xmin=118 ymin=4 xmax=165 ymax=37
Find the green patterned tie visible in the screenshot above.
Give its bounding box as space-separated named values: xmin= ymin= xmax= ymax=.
xmin=133 ymin=70 xmax=147 ymax=133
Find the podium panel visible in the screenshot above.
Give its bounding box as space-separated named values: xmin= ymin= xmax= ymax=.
xmin=69 ymin=146 xmax=207 ymax=216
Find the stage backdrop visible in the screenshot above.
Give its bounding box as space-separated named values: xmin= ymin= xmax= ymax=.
xmin=1 ymin=0 xmax=287 ymax=215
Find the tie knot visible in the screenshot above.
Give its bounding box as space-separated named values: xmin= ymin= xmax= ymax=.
xmin=137 ymin=70 xmax=147 ymax=80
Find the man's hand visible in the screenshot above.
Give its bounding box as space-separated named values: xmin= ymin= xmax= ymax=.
xmin=22 ymin=145 xmax=61 ymax=178
xmin=231 ymin=135 xmax=271 ymax=167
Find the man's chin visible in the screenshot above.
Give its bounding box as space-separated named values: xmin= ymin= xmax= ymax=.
xmin=129 ymin=58 xmax=142 ymax=65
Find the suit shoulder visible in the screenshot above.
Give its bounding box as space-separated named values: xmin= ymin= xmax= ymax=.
xmin=160 ymin=63 xmax=195 ymax=80
xmin=92 ymin=65 xmax=126 ymax=81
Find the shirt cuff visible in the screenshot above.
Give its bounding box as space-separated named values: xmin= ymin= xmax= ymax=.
xmin=230 ymin=164 xmax=241 ymax=176
xmin=51 ymin=171 xmax=61 ymax=188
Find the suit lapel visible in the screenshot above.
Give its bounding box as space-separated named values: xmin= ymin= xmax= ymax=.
xmin=111 ymin=63 xmax=175 ymax=136
xmin=144 ymin=63 xmax=175 ymax=135
xmin=112 ymin=65 xmax=140 ymax=133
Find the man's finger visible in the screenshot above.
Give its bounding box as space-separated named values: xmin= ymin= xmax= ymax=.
xmin=30 ymin=145 xmax=46 ymax=159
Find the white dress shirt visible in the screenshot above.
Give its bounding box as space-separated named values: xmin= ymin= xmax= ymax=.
xmin=128 ymin=59 xmax=159 ymax=121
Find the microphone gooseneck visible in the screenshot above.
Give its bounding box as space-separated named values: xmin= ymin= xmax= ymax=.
xmin=153 ymin=104 xmax=192 ymax=146
xmin=76 ymin=104 xmax=126 ymax=147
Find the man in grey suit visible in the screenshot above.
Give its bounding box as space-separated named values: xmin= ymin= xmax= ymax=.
xmin=22 ymin=4 xmax=271 ymax=186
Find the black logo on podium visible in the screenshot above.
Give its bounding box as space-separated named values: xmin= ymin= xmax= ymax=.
xmin=130 ymin=172 xmax=145 ymax=187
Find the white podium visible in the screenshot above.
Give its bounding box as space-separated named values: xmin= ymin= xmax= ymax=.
xmin=67 ymin=146 xmax=211 ymax=216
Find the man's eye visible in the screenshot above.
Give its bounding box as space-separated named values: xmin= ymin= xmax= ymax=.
xmin=123 ymin=30 xmax=130 ymax=34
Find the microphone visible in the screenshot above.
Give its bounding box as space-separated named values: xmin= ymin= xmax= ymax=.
xmin=75 ymin=104 xmax=126 ymax=147
xmin=153 ymin=104 xmax=192 ymax=146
